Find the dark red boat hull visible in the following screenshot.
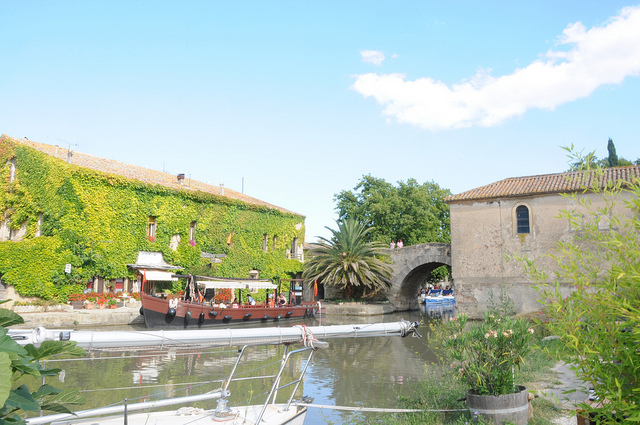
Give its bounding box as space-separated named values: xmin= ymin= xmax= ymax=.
xmin=141 ymin=294 xmax=323 ymax=329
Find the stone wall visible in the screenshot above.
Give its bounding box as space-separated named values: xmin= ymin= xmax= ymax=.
xmin=449 ymin=190 xmax=634 ymax=317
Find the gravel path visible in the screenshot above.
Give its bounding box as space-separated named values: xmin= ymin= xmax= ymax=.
xmin=542 ymin=362 xmax=590 ymax=425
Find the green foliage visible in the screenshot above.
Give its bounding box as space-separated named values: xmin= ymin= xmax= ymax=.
xmin=425 ymin=265 xmax=452 ymax=284
xmin=0 ymin=136 xmax=304 ymax=300
xmin=519 ymin=149 xmax=640 ymax=423
xmin=439 ymin=292 xmax=534 ymax=396
xmin=606 ymin=138 xmax=619 ymax=167
xmin=565 ymin=141 xmax=638 ymax=171
xmin=302 ymin=218 xmax=392 ymax=298
xmin=334 ymin=175 xmax=451 ymax=246
xmin=0 ymin=306 xmax=85 ymax=422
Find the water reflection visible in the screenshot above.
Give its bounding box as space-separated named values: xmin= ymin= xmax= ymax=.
xmin=32 ymin=309 xmax=452 ymax=424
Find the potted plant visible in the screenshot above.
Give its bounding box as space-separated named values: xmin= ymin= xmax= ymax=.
xmin=69 ymin=293 xmax=86 ymax=310
xmin=96 ymin=297 xmax=107 ymax=309
xmin=108 ymin=299 xmax=118 ymax=309
xmin=441 ymin=299 xmax=534 ymax=425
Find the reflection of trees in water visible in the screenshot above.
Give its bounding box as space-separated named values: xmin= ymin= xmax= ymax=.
xmin=30 ymin=345 xmax=303 ymax=414
xmin=313 ymin=331 xmax=437 ymax=410
xmin=24 ymin=314 xmax=444 ymax=419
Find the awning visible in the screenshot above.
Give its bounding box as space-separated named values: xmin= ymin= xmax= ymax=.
xmin=197 ymin=280 xmax=277 ymax=290
xmin=143 ymin=271 xmax=178 ymax=281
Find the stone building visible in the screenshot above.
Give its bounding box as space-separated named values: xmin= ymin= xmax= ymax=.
xmin=445 ymin=165 xmax=640 ymax=317
xmin=0 ymin=135 xmax=305 ymax=305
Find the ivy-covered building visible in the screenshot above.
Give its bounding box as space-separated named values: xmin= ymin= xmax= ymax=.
xmin=0 ymin=135 xmax=305 ymax=304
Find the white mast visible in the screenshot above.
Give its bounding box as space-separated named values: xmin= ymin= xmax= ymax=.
xmin=10 ymin=321 xmax=420 ymax=350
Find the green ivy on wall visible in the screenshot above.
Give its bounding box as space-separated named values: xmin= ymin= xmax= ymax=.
xmin=0 ymin=136 xmax=305 ymax=301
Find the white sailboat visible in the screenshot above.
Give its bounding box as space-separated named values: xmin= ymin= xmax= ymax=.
xmin=10 ymin=321 xmax=421 ymax=425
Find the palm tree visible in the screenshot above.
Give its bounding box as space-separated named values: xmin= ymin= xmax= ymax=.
xmin=303 ymin=219 xmax=392 ymax=299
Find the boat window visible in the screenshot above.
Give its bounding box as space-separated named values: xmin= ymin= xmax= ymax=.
xmin=516 ymin=205 xmax=530 ymax=234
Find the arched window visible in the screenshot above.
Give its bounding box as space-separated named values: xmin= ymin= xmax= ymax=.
xmin=516 ymin=205 xmax=530 ymax=234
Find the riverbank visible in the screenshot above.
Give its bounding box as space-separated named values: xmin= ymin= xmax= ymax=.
xmin=13 ymin=305 xmax=145 ymax=328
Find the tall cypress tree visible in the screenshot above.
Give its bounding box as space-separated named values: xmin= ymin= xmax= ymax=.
xmin=607 ymin=138 xmax=619 ymax=167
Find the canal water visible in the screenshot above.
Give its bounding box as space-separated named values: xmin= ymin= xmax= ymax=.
xmin=36 ymin=305 xmax=454 ymax=424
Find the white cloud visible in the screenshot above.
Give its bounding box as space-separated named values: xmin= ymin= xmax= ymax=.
xmin=360 ymin=50 xmax=386 ymax=66
xmin=351 ymin=6 xmax=640 ymax=130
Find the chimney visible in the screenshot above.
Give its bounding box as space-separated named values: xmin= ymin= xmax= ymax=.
xmin=177 ymin=173 xmax=185 ymax=184
xmin=220 ymin=184 xmax=225 ymax=196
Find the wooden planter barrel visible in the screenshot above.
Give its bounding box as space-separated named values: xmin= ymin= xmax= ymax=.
xmin=466 ymin=385 xmax=528 ymax=425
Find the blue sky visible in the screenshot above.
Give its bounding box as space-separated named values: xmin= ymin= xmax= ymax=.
xmin=2 ymin=1 xmax=639 ymax=241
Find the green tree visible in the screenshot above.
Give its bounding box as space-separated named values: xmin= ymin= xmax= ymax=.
xmin=334 ymin=175 xmax=451 ymax=246
xmin=0 ymin=303 xmax=85 ymax=423
xmin=302 ymin=219 xmax=392 ymax=299
xmin=519 ymin=152 xmax=640 ymax=423
xmin=606 ymin=137 xmax=619 ymax=167
xmin=566 ymin=140 xmax=636 ymax=170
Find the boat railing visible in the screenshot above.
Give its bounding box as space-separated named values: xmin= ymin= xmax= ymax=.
xmin=217 ymin=342 xmax=322 ymax=424
xmin=27 ymin=342 xmax=322 ymax=425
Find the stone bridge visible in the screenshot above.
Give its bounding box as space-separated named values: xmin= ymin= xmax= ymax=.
xmin=386 ymin=243 xmax=451 ymax=310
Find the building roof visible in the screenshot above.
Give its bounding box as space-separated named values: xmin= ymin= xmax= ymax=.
xmin=6 ymin=135 xmax=301 ymax=216
xmin=445 ymin=165 xmax=640 ymax=203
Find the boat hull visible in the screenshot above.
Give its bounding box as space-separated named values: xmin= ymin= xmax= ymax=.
xmin=141 ymin=294 xmax=322 ymax=329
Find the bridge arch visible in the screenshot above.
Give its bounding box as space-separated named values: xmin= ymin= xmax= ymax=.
xmin=386 ymin=243 xmax=451 ymax=310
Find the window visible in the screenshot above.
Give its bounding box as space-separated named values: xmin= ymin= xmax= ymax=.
xmin=8 ymin=159 xmax=16 ymax=182
xmin=263 ymin=234 xmax=268 ymax=252
xmin=272 ymin=235 xmax=277 ymax=252
xmin=148 ymin=216 xmax=157 ymax=241
xmin=516 ymin=205 xmax=530 ymax=234
xmin=189 ymin=221 xmax=197 ymax=244
xmin=291 ymin=237 xmax=299 ymax=260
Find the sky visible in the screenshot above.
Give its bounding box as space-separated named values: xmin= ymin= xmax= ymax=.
xmin=2 ymin=1 xmax=640 ymax=242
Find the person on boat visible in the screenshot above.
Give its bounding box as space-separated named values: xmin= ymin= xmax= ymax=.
xmin=247 ymin=294 xmax=256 ymax=305
xmin=278 ymin=294 xmax=286 ymax=306
xmin=232 ymin=298 xmax=239 ymax=308
xmin=268 ymin=294 xmax=275 ymax=308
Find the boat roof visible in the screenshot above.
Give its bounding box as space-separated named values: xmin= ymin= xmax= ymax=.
xmin=197 ymin=279 xmax=277 ymax=290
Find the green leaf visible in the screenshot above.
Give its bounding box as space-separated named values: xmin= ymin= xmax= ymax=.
xmin=0 ymin=335 xmax=28 ymax=357
xmin=0 ymin=352 xmax=12 ymax=407
xmin=38 ymin=403 xmax=74 ymax=415
xmin=0 ymin=310 xmax=24 ymax=328
xmin=43 ymin=388 xmax=84 ymax=407
xmin=24 ymin=341 xmax=84 ymax=361
xmin=10 ymin=358 xmax=40 ymax=378
xmin=4 ymin=385 xmax=40 ymax=413
xmin=32 ymin=384 xmax=61 ymax=399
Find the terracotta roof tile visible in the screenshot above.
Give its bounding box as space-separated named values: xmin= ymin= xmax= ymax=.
xmin=8 ymin=136 xmax=301 ymax=216
xmin=445 ymin=166 xmax=640 ymax=203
